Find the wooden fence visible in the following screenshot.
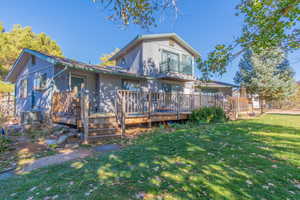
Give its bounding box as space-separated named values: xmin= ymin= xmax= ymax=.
xmin=0 ymin=92 xmax=15 ymax=117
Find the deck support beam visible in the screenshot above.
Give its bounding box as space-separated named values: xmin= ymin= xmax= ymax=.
xmin=81 ymin=89 xmax=89 ymax=144
xmin=148 ymin=92 xmax=152 ymax=128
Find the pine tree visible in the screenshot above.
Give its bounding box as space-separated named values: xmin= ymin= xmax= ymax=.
xmin=234 ymin=48 xmax=297 ymax=113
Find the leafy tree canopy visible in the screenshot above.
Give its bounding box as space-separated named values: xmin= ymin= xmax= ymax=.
xmin=0 ymin=80 xmax=14 ymax=93
xmin=199 ymin=0 xmax=300 ymax=80
xmin=0 ymin=23 xmax=63 ymax=80
xmin=92 ymin=0 xmax=177 ymax=29
xmin=99 ymin=48 xmax=119 ymax=66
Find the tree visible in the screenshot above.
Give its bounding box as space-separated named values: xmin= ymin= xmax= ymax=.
xmin=0 ymin=80 xmax=14 ymax=93
xmin=199 ymin=0 xmax=300 ymax=79
xmin=289 ymin=81 xmax=300 ymax=108
xmin=0 ymin=23 xmax=63 ymax=80
xmin=234 ymin=48 xmax=297 ymax=113
xmin=92 ymin=0 xmax=178 ymax=29
xmin=99 ymin=48 xmax=119 ymax=66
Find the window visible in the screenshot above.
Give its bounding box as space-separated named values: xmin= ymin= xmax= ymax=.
xmin=182 ymin=55 xmax=193 ymax=66
xmin=122 ymin=79 xmax=140 ymax=91
xmin=181 ymin=55 xmax=193 ymax=75
xmin=161 ymin=83 xmax=183 ymax=93
xmin=71 ymin=75 xmax=85 ymax=90
xmin=34 ymin=73 xmax=47 ymax=90
xmin=20 ymin=79 xmax=28 ymax=98
xmin=31 ymin=55 xmax=36 ymax=65
xmin=201 ymin=88 xmax=219 ymax=94
xmin=161 ymin=50 xmax=179 ymax=73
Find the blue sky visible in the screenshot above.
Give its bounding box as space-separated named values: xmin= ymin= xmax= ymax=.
xmin=1 ymin=0 xmax=299 ymax=83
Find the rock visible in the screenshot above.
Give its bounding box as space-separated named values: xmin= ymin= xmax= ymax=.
xmin=65 ymin=143 xmax=79 ymax=149
xmin=45 ymin=139 xmax=57 ymax=145
xmin=53 ymin=129 xmax=65 ymax=136
xmin=94 ymin=144 xmax=121 ymax=153
xmin=57 ymin=135 xmax=69 ymax=144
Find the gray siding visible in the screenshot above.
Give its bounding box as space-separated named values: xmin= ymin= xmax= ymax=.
xmin=142 ymin=38 xmax=195 ymax=77
xmin=116 ymin=44 xmax=143 ymax=75
xmin=116 ymin=38 xmax=196 ymax=94
xmin=15 ymin=55 xmax=54 ymax=116
xmin=97 ymin=74 xmax=147 ymax=112
xmin=54 ymin=65 xmax=97 ymax=93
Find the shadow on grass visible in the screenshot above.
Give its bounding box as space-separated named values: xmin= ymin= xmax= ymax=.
xmin=1 ymin=118 xmax=300 ymax=200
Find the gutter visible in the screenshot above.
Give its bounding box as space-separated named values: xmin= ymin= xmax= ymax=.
xmin=57 ymin=61 xmax=153 ymax=80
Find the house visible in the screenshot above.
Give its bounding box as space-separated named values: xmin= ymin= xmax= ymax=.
xmin=196 ymin=80 xmax=238 ymax=96
xmin=5 ymin=33 xmax=201 ymax=122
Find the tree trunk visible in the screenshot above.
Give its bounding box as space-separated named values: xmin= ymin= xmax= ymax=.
xmin=259 ymin=96 xmax=264 ymax=114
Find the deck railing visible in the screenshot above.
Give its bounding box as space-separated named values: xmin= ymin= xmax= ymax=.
xmin=51 ymin=89 xmax=242 ymax=142
xmin=116 ymin=90 xmax=227 ymax=115
xmin=160 ymin=61 xmax=193 ymax=75
xmin=51 ymin=89 xmax=80 ymax=119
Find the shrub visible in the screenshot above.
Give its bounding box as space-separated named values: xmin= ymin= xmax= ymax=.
xmin=190 ymin=106 xmax=227 ymax=123
xmin=0 ymin=136 xmax=12 ymax=153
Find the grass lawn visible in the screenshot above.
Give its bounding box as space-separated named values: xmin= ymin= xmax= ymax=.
xmin=1 ymin=114 xmax=300 ymax=200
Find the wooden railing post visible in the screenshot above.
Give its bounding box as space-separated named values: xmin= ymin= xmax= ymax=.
xmin=148 ymin=91 xmax=152 ymax=128
xmin=177 ymin=92 xmax=180 ymax=120
xmin=121 ymin=94 xmax=126 ymax=136
xmin=81 ymin=89 xmax=89 ymax=144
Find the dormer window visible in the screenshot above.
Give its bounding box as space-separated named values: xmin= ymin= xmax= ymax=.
xmin=31 ymin=55 xmax=36 ymax=65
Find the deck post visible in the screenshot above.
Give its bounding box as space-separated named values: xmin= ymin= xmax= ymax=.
xmin=177 ymin=92 xmax=180 ymax=120
xmin=190 ymin=94 xmax=193 ymax=112
xmin=148 ymin=91 xmax=152 ymax=128
xmin=81 ymin=89 xmax=89 ymax=144
xmin=121 ymin=94 xmax=126 ymax=136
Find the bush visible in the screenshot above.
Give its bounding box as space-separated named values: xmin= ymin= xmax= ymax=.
xmin=190 ymin=106 xmax=227 ymax=123
xmin=0 ymin=136 xmax=12 ymax=153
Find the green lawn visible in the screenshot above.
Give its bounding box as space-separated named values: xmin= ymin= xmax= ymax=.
xmin=1 ymin=114 xmax=300 ymax=200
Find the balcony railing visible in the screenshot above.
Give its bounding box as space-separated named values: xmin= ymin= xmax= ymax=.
xmin=159 ymin=61 xmax=193 ymax=75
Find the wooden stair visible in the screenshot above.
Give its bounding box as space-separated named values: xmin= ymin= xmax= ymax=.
xmin=87 ymin=115 xmax=122 ymax=139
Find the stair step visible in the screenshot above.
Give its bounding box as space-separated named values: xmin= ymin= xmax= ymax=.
xmin=89 ymin=128 xmax=117 ymax=132
xmin=88 ymin=134 xmax=122 ymax=139
xmin=89 ymin=127 xmax=120 ymax=136
xmin=89 ymin=123 xmax=119 ymax=129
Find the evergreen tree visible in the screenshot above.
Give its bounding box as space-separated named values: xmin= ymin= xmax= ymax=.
xmin=234 ymin=48 xmax=297 ymax=113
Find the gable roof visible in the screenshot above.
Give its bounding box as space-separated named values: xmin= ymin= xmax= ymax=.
xmin=110 ymin=33 xmax=201 ymax=61
xmin=5 ymin=48 xmax=147 ymax=83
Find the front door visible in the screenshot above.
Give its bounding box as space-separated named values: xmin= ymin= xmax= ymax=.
xmin=71 ymin=75 xmax=85 ymax=91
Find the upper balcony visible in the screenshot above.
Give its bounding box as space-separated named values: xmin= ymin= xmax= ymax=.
xmin=157 ymin=60 xmax=195 ymax=81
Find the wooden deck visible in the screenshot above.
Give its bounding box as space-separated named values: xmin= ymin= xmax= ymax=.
xmin=53 ymin=112 xmax=191 ymax=126
xmin=52 ymin=89 xmax=233 ymax=141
